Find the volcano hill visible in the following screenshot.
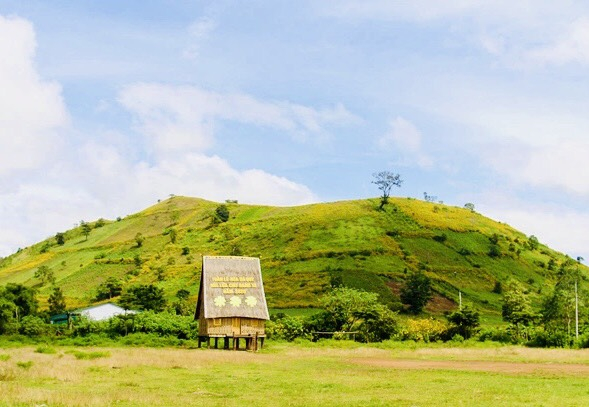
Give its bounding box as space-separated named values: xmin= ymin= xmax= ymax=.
xmin=0 ymin=196 xmax=585 ymax=320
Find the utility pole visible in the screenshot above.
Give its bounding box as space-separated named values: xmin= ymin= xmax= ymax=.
xmin=459 ymin=291 xmax=462 ymax=310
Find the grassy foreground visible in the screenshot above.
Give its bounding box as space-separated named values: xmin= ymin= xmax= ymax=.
xmin=2 ymin=342 xmax=589 ymax=406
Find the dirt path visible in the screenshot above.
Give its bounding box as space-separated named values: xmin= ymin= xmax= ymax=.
xmin=351 ymin=357 xmax=589 ymax=375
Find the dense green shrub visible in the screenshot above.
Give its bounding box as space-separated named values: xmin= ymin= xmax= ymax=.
xmin=267 ymin=316 xmax=308 ymax=341
xmin=19 ymin=316 xmax=48 ymax=336
xmin=107 ymin=312 xmax=197 ymax=339
xmin=526 ymin=329 xmax=569 ymax=348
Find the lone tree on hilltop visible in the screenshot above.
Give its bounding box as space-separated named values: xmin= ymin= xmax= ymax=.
xmin=372 ymin=171 xmax=403 ymax=210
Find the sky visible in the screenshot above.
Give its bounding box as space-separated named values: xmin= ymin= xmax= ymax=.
xmin=1 ymin=1 xmax=589 ymax=260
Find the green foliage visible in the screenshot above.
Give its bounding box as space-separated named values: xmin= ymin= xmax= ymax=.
xmin=168 ymin=228 xmax=177 ymax=243
xmin=488 ymin=244 xmax=501 ymax=258
xmin=16 ymin=361 xmax=33 ymax=370
xmin=398 ymin=317 xmax=449 ymax=342
xmin=1 ymin=284 xmax=38 ymax=319
xmin=464 ymin=203 xmax=475 ymax=212
xmin=0 ymin=195 xmax=585 ymax=325
xmin=267 ymin=315 xmax=308 ymax=341
xmin=372 ymin=171 xmax=403 ymax=209
xmin=528 ymin=235 xmax=539 ymax=251
xmin=81 ymin=221 xmax=92 ymax=241
xmin=0 ymin=296 xmax=16 ymax=334
xmin=170 ymin=289 xmax=192 ymax=316
xmin=502 ymin=280 xmax=537 ymax=342
xmin=69 ymin=350 xmax=110 ymax=360
xmin=107 ymin=312 xmax=197 ymax=339
xmin=432 ymin=233 xmax=447 ymax=243
xmin=19 ymin=316 xmax=47 ymax=336
xmin=134 ymin=232 xmax=144 ymax=248
xmin=176 ymin=289 xmax=190 ymax=300
xmin=48 ymin=286 xmax=66 ymax=315
xmin=35 ymin=345 xmax=57 ymax=354
xmin=95 ymin=277 xmax=123 ymax=301
xmin=314 ymin=287 xmax=398 ymax=342
xmin=34 ymin=265 xmax=55 ymax=286
xmin=119 ymin=284 xmax=167 ymax=312
xmin=447 ymin=305 xmax=480 ymax=339
xmin=55 ymin=232 xmax=66 ymax=245
xmin=215 ymin=204 xmax=230 ymax=223
xmin=541 ymin=266 xmax=584 ymax=344
xmin=400 ymin=271 xmax=432 ymax=314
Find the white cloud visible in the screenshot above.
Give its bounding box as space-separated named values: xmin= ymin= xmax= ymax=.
xmin=484 ymin=140 xmax=589 ymax=197
xmin=378 ymin=116 xmax=432 ymax=168
xmin=318 ymin=1 xmax=568 ymax=24
xmin=119 ymin=83 xmax=359 ymax=157
xmin=318 ymin=1 xmax=589 ymax=69
xmin=526 ymin=17 xmax=589 ymax=66
xmin=0 ymin=15 xmax=68 ymax=175
xmin=183 ymin=17 xmax=217 ymax=60
xmin=479 ymin=193 xmax=589 ymax=257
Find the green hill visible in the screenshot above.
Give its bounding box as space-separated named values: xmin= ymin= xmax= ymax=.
xmin=0 ymin=196 xmax=585 ymax=320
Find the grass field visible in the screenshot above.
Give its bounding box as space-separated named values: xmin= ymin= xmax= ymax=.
xmin=1 ymin=342 xmax=589 ymax=406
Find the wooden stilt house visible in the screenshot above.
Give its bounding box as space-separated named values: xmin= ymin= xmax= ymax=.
xmin=195 ymin=256 xmax=269 ymax=350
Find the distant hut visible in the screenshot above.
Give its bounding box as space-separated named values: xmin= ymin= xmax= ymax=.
xmin=195 ymin=256 xmax=269 ymax=350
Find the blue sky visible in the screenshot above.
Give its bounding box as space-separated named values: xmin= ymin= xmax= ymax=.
xmin=1 ymin=1 xmax=589 ymax=259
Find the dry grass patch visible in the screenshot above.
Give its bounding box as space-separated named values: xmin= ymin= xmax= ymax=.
xmin=1 ymin=344 xmax=589 ymax=406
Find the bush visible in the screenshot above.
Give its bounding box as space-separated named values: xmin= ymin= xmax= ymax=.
xmin=266 ymin=316 xmax=308 ymax=341
xmin=107 ymin=312 xmax=198 ymax=340
xmin=527 ymin=329 xmax=570 ymax=348
xmin=19 ymin=316 xmax=48 ymax=337
xmin=477 ymin=327 xmax=512 ymax=343
xmin=214 ymin=205 xmax=230 ymax=223
xmin=398 ymin=318 xmax=449 ymax=342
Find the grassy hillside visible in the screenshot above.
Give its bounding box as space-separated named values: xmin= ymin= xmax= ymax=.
xmin=0 ymin=196 xmax=586 ymax=319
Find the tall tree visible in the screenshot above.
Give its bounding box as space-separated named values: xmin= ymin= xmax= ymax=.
xmin=447 ymin=305 xmax=480 ymax=339
xmin=1 ymin=284 xmax=38 ymax=319
xmin=48 ymin=287 xmax=66 ymax=315
xmin=95 ymin=277 xmax=123 ymax=300
xmin=542 ymin=264 xmax=584 ymax=344
xmin=119 ymin=284 xmax=167 ymax=312
xmin=80 ymin=220 xmax=92 ymax=241
xmin=502 ymin=280 xmax=536 ymax=341
xmin=400 ymin=270 xmax=433 ymax=314
xmin=372 ymin=171 xmax=403 ymax=210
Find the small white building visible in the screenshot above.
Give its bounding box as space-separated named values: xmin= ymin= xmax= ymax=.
xmin=77 ymin=303 xmax=136 ymax=321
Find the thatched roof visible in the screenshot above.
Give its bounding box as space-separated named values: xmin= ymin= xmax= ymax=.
xmin=196 ymin=256 xmax=270 ymax=320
